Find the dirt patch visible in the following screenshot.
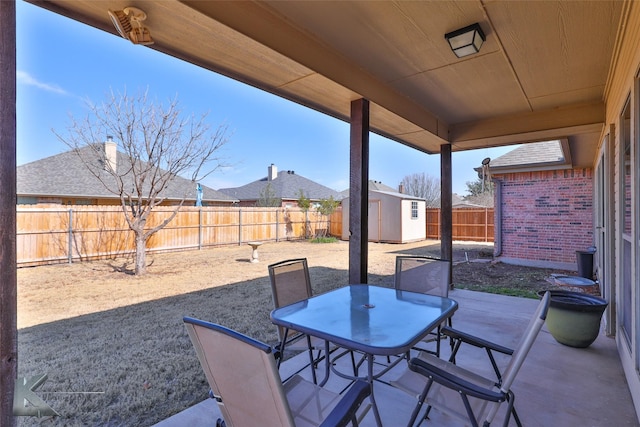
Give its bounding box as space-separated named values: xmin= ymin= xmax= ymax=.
xmin=453 ymin=260 xmax=572 ymax=296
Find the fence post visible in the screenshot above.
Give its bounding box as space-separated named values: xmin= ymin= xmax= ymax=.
xmin=276 ymin=209 xmax=280 ymax=242
xmin=238 ymin=208 xmax=242 ymax=245
xmin=198 ymin=208 xmax=203 ymax=250
xmin=484 ymin=208 xmax=488 ymax=242
xmin=68 ymin=209 xmax=73 ymax=264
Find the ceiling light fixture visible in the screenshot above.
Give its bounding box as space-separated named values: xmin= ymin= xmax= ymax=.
xmin=108 ymin=7 xmax=154 ymax=45
xmin=445 ymin=23 xmax=485 ymax=58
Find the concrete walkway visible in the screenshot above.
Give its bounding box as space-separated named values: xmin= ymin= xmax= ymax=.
xmin=155 ymin=289 xmax=638 ymax=426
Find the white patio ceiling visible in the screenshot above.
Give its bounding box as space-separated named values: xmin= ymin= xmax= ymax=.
xmin=28 ymin=0 xmax=624 ymax=168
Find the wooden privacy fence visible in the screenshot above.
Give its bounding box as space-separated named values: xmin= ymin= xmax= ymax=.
xmin=425 ymin=207 xmax=494 ymax=242
xmin=17 ymin=206 xmax=342 ymax=267
xmin=16 ymin=206 xmax=493 ymax=267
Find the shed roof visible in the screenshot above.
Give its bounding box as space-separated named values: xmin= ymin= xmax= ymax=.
xmin=370 ymin=189 xmax=425 ymax=201
xmin=338 ymin=180 xmax=404 ymax=200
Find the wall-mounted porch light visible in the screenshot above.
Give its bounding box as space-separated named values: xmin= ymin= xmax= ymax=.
xmin=445 ymin=23 xmax=485 ymax=58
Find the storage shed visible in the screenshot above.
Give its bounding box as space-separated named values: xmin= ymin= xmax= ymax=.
xmin=341 ymin=190 xmax=426 ymax=243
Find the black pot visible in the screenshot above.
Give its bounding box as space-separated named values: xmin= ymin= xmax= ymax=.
xmin=538 ymin=290 xmax=608 ymax=348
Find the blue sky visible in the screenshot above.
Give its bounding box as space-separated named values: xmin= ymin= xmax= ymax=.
xmin=16 ymin=1 xmax=514 ymax=195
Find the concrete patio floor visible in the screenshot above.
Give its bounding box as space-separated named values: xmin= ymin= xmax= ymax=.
xmin=155 ymin=289 xmax=638 ymax=427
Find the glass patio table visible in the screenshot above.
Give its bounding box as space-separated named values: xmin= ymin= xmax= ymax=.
xmin=270 ymin=284 xmax=458 ymax=426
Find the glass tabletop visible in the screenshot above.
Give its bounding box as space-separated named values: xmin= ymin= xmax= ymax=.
xmin=270 ymin=284 xmax=458 ymax=356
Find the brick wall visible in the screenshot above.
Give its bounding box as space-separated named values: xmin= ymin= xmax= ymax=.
xmin=496 ymin=168 xmax=593 ymax=265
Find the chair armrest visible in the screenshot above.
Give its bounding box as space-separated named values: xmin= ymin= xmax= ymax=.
xmin=319 ymin=380 xmax=371 ymax=427
xmin=442 ymin=326 xmax=513 ymax=355
xmin=409 ymin=357 xmax=505 ymax=402
xmin=271 ymin=345 xmax=282 ymax=361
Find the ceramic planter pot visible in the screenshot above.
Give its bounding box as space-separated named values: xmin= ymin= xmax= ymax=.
xmin=539 ymin=290 xmax=608 ymax=348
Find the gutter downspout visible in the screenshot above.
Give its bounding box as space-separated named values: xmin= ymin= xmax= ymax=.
xmin=493 ymin=178 xmax=503 ymax=257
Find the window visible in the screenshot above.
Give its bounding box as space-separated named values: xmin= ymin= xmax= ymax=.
xmin=621 ymin=95 xmax=632 ymax=347
xmin=17 ymin=196 xmax=38 ymax=205
xmin=411 ymin=201 xmax=419 ymax=219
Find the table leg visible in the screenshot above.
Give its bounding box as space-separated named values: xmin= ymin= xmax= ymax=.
xmin=305 ymin=335 xmax=318 ymax=385
xmin=367 ymin=354 xmax=383 ymax=427
xmin=318 ymin=340 xmax=331 ymax=387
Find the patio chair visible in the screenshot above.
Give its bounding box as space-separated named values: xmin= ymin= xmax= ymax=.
xmin=269 ymin=258 xmax=359 ymax=382
xmin=390 ymin=291 xmax=551 ymax=427
xmin=268 ymin=258 xmax=315 ymax=347
xmin=184 ymin=317 xmax=371 ymax=427
xmin=268 ymin=258 xmax=327 ymax=383
xmin=395 ymin=255 xmax=452 ymax=357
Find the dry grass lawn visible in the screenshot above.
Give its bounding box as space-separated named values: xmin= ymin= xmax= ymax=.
xmin=17 ymin=239 xmax=565 ymax=426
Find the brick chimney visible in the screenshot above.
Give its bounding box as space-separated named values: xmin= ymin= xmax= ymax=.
xmin=268 ymin=163 xmax=278 ymax=181
xmin=398 ymin=183 xmax=404 ymax=194
xmin=104 ymin=136 xmax=117 ymax=172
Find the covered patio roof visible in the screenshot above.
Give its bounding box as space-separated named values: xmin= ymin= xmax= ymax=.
xmin=27 ymin=0 xmax=623 ymax=166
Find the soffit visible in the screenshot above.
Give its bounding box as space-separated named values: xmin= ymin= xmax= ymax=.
xmin=27 ymin=0 xmax=624 ymax=163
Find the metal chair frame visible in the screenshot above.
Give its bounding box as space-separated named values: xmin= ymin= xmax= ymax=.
xmin=395 ymin=255 xmax=452 ymax=357
xmin=401 ymin=292 xmax=551 ymax=427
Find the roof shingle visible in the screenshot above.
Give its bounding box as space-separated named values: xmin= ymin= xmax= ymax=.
xmin=219 ymin=167 xmax=339 ymax=201
xmin=17 ymin=146 xmax=237 ymax=202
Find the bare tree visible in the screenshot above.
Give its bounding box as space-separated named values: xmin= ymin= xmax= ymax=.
xmin=55 ymin=89 xmax=229 ymax=275
xmin=400 ymin=172 xmax=441 ymax=207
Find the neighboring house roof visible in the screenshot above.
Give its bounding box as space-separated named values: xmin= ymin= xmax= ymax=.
xmin=453 ymin=199 xmax=487 ymax=208
xmin=218 ymin=165 xmax=340 ymax=201
xmin=484 ymin=140 xmax=572 ymax=173
xmin=452 ymin=194 xmax=465 ymax=206
xmin=17 ymin=145 xmax=238 ymax=203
